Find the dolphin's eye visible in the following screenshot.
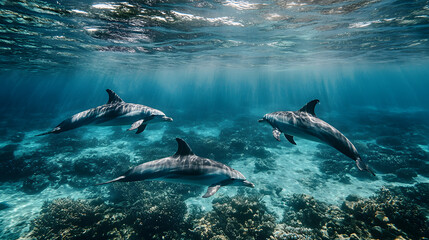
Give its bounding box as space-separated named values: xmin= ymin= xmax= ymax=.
xmin=231 ymin=178 xmax=236 ymax=180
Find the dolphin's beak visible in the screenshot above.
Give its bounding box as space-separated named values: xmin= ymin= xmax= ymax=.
xmin=258 ymin=119 xmax=265 ymax=123
xmin=243 ymin=180 xmax=255 ymax=188
xmin=163 ymin=116 xmax=173 ymax=122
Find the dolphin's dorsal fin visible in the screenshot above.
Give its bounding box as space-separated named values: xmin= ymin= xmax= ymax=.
xmin=106 ymin=89 xmax=124 ymax=104
xmin=298 ymin=99 xmax=319 ymax=117
xmin=174 ymin=138 xmax=194 ymax=156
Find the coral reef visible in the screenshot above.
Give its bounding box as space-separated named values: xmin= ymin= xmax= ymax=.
xmin=109 ymin=182 xmax=196 ymax=239
xmin=24 ymin=193 xmax=277 ymax=240
xmin=190 ymin=195 xmax=276 ymax=240
xmin=25 ymin=182 xmax=194 ymax=240
xmin=282 ymin=184 xmax=429 ymax=240
xmin=27 ymin=198 xmax=116 ymax=240
xmin=342 ymin=187 xmax=429 ymax=239
xmin=388 ymin=183 xmax=429 ymax=210
xmin=19 ymin=183 xmax=429 ymax=240
xmin=271 ymin=224 xmax=318 ymax=240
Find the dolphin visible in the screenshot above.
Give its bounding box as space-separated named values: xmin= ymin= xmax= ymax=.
xmin=96 ymin=138 xmax=255 ymax=198
xmin=36 ymin=89 xmax=173 ymax=136
xmin=258 ymin=100 xmax=375 ymax=176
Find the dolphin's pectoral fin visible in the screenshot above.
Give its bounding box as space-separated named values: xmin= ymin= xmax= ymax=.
xmin=128 ymin=116 xmax=154 ymax=134
xmin=284 ymin=134 xmax=296 ymax=145
xmin=272 ymin=128 xmax=282 ymax=141
xmin=106 ymin=89 xmax=125 ymax=104
xmin=202 ymin=184 xmax=221 ymax=198
xmin=128 ymin=120 xmax=147 ymax=134
xmin=135 ymin=124 xmax=147 ymax=134
xmin=128 ymin=120 xmax=144 ymax=131
xmin=298 ymin=99 xmax=320 ymax=117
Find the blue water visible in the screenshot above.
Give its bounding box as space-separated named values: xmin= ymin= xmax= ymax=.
xmin=1 ymin=1 xmax=429 ymax=239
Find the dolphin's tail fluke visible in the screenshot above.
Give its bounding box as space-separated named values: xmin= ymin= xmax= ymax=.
xmin=35 ymin=131 xmax=54 ymax=136
xmin=36 ymin=127 xmax=61 ymax=136
xmin=95 ymin=176 xmax=126 ymax=186
xmin=356 ymin=157 xmax=376 ymax=176
xmin=367 ymin=168 xmax=376 ymax=177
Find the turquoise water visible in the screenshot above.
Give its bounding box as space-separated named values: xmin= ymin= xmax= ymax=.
xmin=1 ymin=1 xmax=429 ymax=239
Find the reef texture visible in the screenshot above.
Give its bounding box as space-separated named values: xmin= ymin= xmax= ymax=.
xmin=190 ymin=195 xmax=276 ymax=240
xmin=24 ymin=182 xmax=193 ymax=240
xmin=21 ymin=184 xmax=428 ymax=240
xmin=281 ymin=185 xmax=429 ymax=240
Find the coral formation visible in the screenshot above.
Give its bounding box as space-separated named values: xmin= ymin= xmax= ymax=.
xmin=27 ymin=198 xmax=114 ymax=240
xmin=25 ymin=182 xmax=193 ymax=240
xmin=109 ymin=182 xmax=195 ymax=239
xmin=20 ymin=183 xmax=429 ymax=240
xmin=190 ymin=195 xmax=276 ymax=240
xmin=342 ymin=187 xmax=429 ymax=239
xmin=282 ymin=185 xmax=429 ymax=240
xmin=24 ymin=192 xmax=277 ymax=240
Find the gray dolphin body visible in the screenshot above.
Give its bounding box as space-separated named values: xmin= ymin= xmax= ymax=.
xmin=259 ymin=100 xmax=375 ymax=176
xmin=37 ymin=89 xmax=172 ymax=136
xmin=97 ymin=138 xmax=255 ymax=198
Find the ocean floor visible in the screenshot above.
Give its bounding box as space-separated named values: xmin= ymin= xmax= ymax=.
xmin=0 ymin=108 xmax=428 ymax=239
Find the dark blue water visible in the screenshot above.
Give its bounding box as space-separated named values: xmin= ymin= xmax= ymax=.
xmin=1 ymin=1 xmax=428 ymax=239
